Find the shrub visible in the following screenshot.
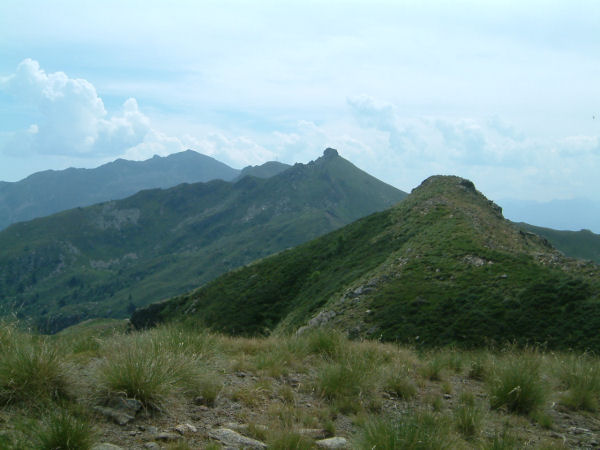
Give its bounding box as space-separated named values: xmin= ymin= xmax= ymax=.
xmin=36 ymin=411 xmax=94 ymax=450
xmin=488 ymin=352 xmax=547 ymax=415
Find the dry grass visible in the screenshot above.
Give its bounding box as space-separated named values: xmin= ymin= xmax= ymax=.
xmin=0 ymin=323 xmax=598 ymax=448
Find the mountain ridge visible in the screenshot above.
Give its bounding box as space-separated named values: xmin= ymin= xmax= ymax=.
xmin=0 ymin=149 xmax=407 ymax=333
xmin=132 ymin=175 xmax=600 ymax=350
xmin=0 ymin=150 xmax=241 ymax=230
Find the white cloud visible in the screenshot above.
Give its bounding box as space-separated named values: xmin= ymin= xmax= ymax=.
xmin=0 ymin=59 xmax=284 ymax=171
xmin=1 ymin=59 xmax=153 ymax=157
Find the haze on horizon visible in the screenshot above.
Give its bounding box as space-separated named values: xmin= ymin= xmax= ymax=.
xmin=0 ymin=1 xmax=599 ymax=231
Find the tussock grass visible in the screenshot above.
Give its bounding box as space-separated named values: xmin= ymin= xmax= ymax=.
xmin=482 ymin=429 xmax=521 ymax=449
xmin=302 ymin=328 xmax=347 ymax=361
xmin=488 ymin=350 xmax=548 ymax=415
xmin=93 ymin=330 xmax=203 ymax=410
xmin=0 ymin=323 xmax=69 ymax=405
xmin=556 ymin=353 xmax=600 ymax=412
xmin=252 ymin=337 xmax=308 ymax=377
xmin=149 ymin=323 xmax=220 ymax=358
xmin=384 ymin=371 xmax=417 ymax=400
xmin=3 ymin=323 xmax=598 ymax=449
xmin=419 ymin=352 xmax=447 ymax=381
xmin=453 ymin=392 xmax=482 ymax=439
xmin=231 ymin=382 xmax=270 ymax=408
xmin=467 ymin=352 xmax=491 ymax=381
xmin=316 ymin=348 xmax=380 ymax=413
xmin=356 ymin=410 xmax=453 ymax=449
xmin=35 ymin=410 xmax=94 ymax=450
xmin=266 ymin=429 xmax=314 ymax=450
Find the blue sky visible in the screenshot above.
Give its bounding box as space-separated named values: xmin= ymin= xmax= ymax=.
xmin=0 ymin=1 xmax=599 ymax=229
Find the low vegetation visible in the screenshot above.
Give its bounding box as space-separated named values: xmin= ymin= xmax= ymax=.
xmin=0 ymin=320 xmax=598 ymax=448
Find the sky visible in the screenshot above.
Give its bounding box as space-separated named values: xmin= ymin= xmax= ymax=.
xmin=0 ymin=1 xmax=599 ymax=230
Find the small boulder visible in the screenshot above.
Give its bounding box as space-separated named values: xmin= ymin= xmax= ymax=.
xmin=209 ymin=428 xmax=267 ymax=449
xmin=316 ymin=436 xmax=349 ymax=449
xmin=155 ymin=432 xmax=181 ymax=441
xmin=93 ymin=406 xmax=135 ymax=426
xmin=175 ymin=423 xmax=197 ymax=435
xmin=92 ymin=444 xmax=124 ymax=450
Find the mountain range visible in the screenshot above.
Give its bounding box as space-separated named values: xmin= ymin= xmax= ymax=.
xmin=0 ymin=150 xmax=291 ymax=230
xmin=132 ymin=176 xmax=600 ymax=351
xmin=0 ymin=148 xmax=406 ymax=332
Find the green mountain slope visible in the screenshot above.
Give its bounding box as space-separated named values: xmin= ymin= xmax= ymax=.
xmin=515 ymin=223 xmax=600 ymax=264
xmin=0 ymin=149 xmax=406 ymax=333
xmin=0 ymin=150 xmax=240 ymax=230
xmin=132 ymin=176 xmax=600 ymax=351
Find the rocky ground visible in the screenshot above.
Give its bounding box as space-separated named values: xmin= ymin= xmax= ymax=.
xmin=88 ymin=371 xmax=600 ymax=449
xmin=1 ymin=323 xmax=599 ymax=449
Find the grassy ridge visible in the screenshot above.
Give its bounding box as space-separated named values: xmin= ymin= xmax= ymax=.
xmin=133 ymin=176 xmax=600 ymax=351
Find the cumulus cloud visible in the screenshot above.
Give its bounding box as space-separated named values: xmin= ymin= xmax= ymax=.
xmin=0 ymin=59 xmax=284 ymax=170
xmin=194 ymin=133 xmax=277 ymax=167
xmin=0 ymin=59 xmax=153 ymax=156
xmin=343 ymin=94 xmax=600 ymax=202
xmin=346 ymin=94 xmax=540 ymax=167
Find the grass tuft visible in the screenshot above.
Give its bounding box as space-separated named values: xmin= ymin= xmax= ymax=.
xmin=488 ymin=351 xmax=547 ymax=415
xmin=453 ymin=392 xmax=482 ymax=439
xmin=302 ymin=328 xmax=347 ymax=361
xmin=94 ymin=331 xmax=203 ymax=410
xmin=557 ymin=353 xmax=600 ymax=412
xmin=267 ymin=429 xmax=314 ymax=450
xmin=356 ymin=411 xmax=452 ymax=449
xmin=36 ymin=410 xmax=94 ymax=450
xmin=316 ymin=349 xmax=379 ymax=413
xmin=0 ymin=324 xmax=69 ymax=405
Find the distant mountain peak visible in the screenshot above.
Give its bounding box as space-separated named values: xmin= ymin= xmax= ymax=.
xmin=0 ymin=150 xmax=241 ymax=230
xmin=323 ymin=147 xmax=339 ymax=157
